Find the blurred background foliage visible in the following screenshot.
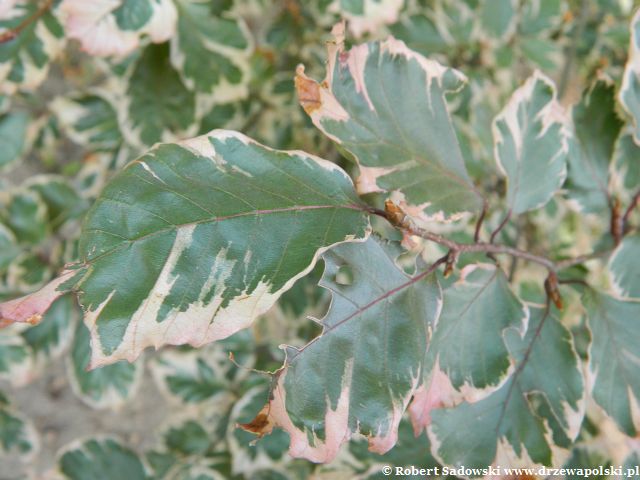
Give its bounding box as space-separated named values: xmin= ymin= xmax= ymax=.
xmin=1 ymin=0 xmax=639 ymax=478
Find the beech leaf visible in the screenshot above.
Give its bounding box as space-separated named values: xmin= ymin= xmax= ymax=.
xmin=243 ymin=236 xmax=442 ymax=462
xmin=0 ymin=130 xmax=369 ymax=368
xmin=296 ymin=25 xmax=483 ymax=222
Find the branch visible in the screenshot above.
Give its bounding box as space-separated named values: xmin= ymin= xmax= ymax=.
xmin=622 ymin=189 xmax=640 ymax=234
xmin=374 ymin=202 xmax=609 ymax=273
xmin=0 ymin=0 xmax=53 ymax=44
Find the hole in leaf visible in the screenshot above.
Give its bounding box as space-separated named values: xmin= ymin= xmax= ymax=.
xmin=335 ymin=265 xmax=353 ymax=286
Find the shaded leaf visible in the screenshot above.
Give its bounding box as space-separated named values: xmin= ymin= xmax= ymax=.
xmin=609 ymin=233 xmax=640 ymax=299
xmin=0 ymin=390 xmax=39 ymax=460
xmin=0 ymin=111 xmax=29 ymax=170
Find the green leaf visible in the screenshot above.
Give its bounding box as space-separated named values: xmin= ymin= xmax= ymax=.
xmin=0 ymin=223 xmax=20 ymax=274
xmin=565 ymin=79 xmax=623 ymax=213
xmin=0 ymin=189 xmax=48 ymax=245
xmin=51 ymin=93 xmax=123 ymax=152
xmin=519 ymin=0 xmax=563 ymax=36
xmin=0 ymin=332 xmax=32 ymax=387
xmin=608 ymin=233 xmax=640 ymax=299
xmin=21 ymin=294 xmax=77 ymax=364
xmin=230 ymin=386 xmax=291 ymax=476
xmin=493 ymin=71 xmax=569 ymax=214
xmin=0 ymin=111 xmax=29 ymax=170
xmin=26 ymin=175 xmax=88 ymax=230
xmin=519 ymin=37 xmax=561 ymax=71
xmin=297 ymin=31 xmax=483 ymax=222
xmin=0 ymin=391 xmax=39 ymax=460
xmin=124 ymin=43 xmax=197 ymax=147
xmin=388 ymin=14 xmax=448 ymax=56
xmin=249 ymin=236 xmax=442 ymax=462
xmin=58 ymin=438 xmax=148 ymax=480
xmin=479 ymin=0 xmax=516 ymax=41
xmin=583 ymin=289 xmax=640 ymax=435
xmin=429 ymin=307 xmax=584 ymax=468
xmin=61 ymin=0 xmax=176 ymax=57
xmin=611 ymin=127 xmax=640 ymax=203
xmin=7 ymin=252 xmax=52 ymax=291
xmin=424 ymin=264 xmax=527 ymax=394
xmin=0 ymin=1 xmax=64 ymax=93
xmin=172 ymin=0 xmax=251 ymax=99
xmin=68 ymin=320 xmax=141 ymax=409
xmin=620 ymin=9 xmax=640 ymax=144
xmin=23 ymin=130 xmax=369 ymax=367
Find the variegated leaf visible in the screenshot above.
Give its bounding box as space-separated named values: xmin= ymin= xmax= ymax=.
xmin=7 ymin=252 xmax=53 ymax=292
xmin=584 ymin=289 xmax=640 ymax=436
xmin=122 ymin=42 xmax=197 ymax=147
xmin=565 ymin=79 xmax=623 ymax=213
xmin=609 ymin=233 xmax=640 ymax=299
xmin=230 ymin=385 xmax=291 ymax=476
xmin=493 ymin=71 xmax=569 ymax=214
xmin=620 ymin=9 xmax=640 ymax=144
xmin=67 ymin=320 xmax=142 ymax=409
xmin=0 ymin=0 xmax=64 ymax=94
xmin=244 ymin=236 xmax=442 ymax=462
xmin=51 ymin=92 xmax=123 ymax=152
xmin=25 ymin=175 xmax=88 ymax=231
xmin=171 ymin=0 xmax=251 ymax=101
xmin=0 ymin=111 xmax=29 ymax=170
xmin=479 ymin=0 xmax=517 ymax=41
xmin=333 ymin=0 xmax=404 ymax=38
xmin=61 ymin=0 xmax=177 ymax=57
xmin=0 ymin=331 xmax=33 ymax=386
xmin=0 ymin=188 xmax=48 ymax=245
xmin=296 ymin=27 xmax=483 ymax=222
xmin=429 ymin=306 xmax=584 ymax=469
xmin=0 ymin=390 xmax=39 ymax=461
xmin=58 ymin=437 xmax=148 ymax=480
xmin=611 ymin=127 xmax=640 ymax=203
xmin=415 ymin=264 xmax=527 ymax=410
xmin=0 ymin=130 xmax=369 ymax=367
xmin=0 ymin=223 xmax=20 ymax=274
xmin=388 ymin=14 xmax=448 ymax=56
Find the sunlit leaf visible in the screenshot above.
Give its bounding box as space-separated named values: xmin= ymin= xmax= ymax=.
xmin=493 ymin=71 xmax=569 ymax=214
xmin=429 ymin=307 xmax=584 ymax=468
xmin=584 ymin=289 xmax=640 ymax=435
xmin=245 ymin=236 xmax=442 ymax=462
xmin=296 ymin=26 xmax=483 ymax=222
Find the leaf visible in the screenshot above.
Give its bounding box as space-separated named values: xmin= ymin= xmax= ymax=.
xmin=583 ymin=289 xmax=640 ymax=435
xmin=479 ymin=0 xmax=517 ymax=41
xmin=58 ymin=438 xmax=148 ymax=480
xmin=229 ymin=385 xmax=291 ymax=476
xmin=243 ymin=236 xmax=442 ymax=462
xmin=0 ymin=332 xmax=33 ymax=386
xmin=429 ymin=306 xmax=584 ymax=469
xmin=67 ymin=320 xmax=142 ymax=409
xmin=25 ymin=175 xmax=88 ymax=230
xmin=61 ymin=0 xmax=177 ymax=57
xmin=424 ymin=264 xmax=528 ymax=395
xmin=1 ymin=130 xmax=369 ymax=366
xmin=335 ymin=0 xmax=404 ymax=38
xmin=51 ymin=93 xmax=123 ymax=152
xmin=123 ymin=42 xmax=197 ymax=147
xmin=0 ymin=223 xmax=20 ymax=274
xmin=611 ymin=127 xmax=640 ymax=202
xmin=0 ymin=111 xmax=29 ymax=170
xmin=620 ymin=9 xmax=640 ymax=144
xmin=492 ymin=71 xmax=569 ymax=214
xmin=565 ymin=79 xmax=623 ymax=213
xmin=388 ymin=14 xmax=448 ymax=56
xmin=0 ymin=1 xmax=64 ymax=94
xmin=608 ymin=233 xmax=640 ymax=299
xmin=171 ymin=0 xmax=251 ymax=100
xmin=0 ymin=391 xmax=39 ymax=461
xmin=7 ymin=251 xmax=53 ymax=291
xmin=296 ymin=27 xmax=483 ymax=222
xmin=21 ymin=294 xmax=77 ymax=365
xmin=0 ymin=189 xmax=48 ymax=245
